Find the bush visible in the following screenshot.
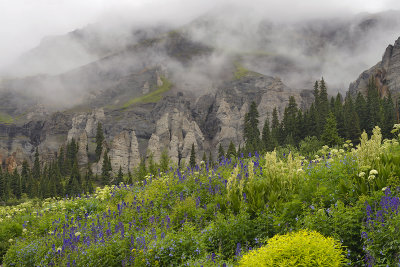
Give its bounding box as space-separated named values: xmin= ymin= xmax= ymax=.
xmin=238 ymin=229 xmax=347 ymax=266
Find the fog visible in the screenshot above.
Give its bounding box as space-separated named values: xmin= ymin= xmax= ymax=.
xmin=1 ymin=0 xmax=400 ymax=109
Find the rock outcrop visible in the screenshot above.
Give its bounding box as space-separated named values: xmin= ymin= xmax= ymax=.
xmin=349 ymin=37 xmax=400 ymax=97
xmin=109 ymin=131 xmax=140 ymax=174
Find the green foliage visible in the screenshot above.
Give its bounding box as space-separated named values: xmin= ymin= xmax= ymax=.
xmin=321 ymin=112 xmax=342 ymax=147
xmin=238 ymin=229 xmax=347 ymax=266
xmin=233 ymin=61 xmax=250 ymax=79
xmin=0 ymin=112 xmax=14 ymax=124
xmin=244 ymin=101 xmax=261 ymax=153
xmin=226 ymin=141 xmax=237 ymax=159
xmin=122 ymin=76 xmax=172 ymax=108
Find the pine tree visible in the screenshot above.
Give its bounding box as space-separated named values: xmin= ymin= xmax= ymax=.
xmin=20 ymin=160 xmax=29 ymax=196
xmin=343 ymin=95 xmax=361 ymax=143
xmin=208 ymin=151 xmax=213 ymax=166
xmin=355 ymin=92 xmax=368 ymax=132
xmin=317 ymin=78 xmax=329 ymax=135
xmin=127 ymin=170 xmax=133 ymax=184
xmin=0 ymin=167 xmax=4 ymax=201
xmin=66 ymin=160 xmax=81 ymax=197
xmin=136 ymin=157 xmax=147 ymax=181
xmin=226 ymin=141 xmax=237 ymax=159
xmin=382 ymin=93 xmax=396 ymax=138
xmin=189 ymin=143 xmax=196 ymax=169
xmin=95 ymin=123 xmax=105 ymax=162
xmin=101 ymin=150 xmax=112 ymax=185
xmin=261 ymin=117 xmax=273 ymax=151
xmin=32 ymin=148 xmax=41 ymax=198
xmin=116 ymin=166 xmax=124 ymax=185
xmin=271 ymin=107 xmax=280 ymax=147
xmin=321 ymin=112 xmax=342 ymax=147
xmin=202 ymin=152 xmax=207 ymax=164
xmin=159 ymin=149 xmax=170 ymax=173
xmin=147 ymin=153 xmax=158 ymax=176
xmin=333 ymin=93 xmax=345 ymax=137
xmin=283 ymin=96 xmax=299 ymax=144
xmin=10 ymin=168 xmax=21 ymax=199
xmin=84 ymin=165 xmax=94 ymax=194
xmin=218 ymin=144 xmax=225 ymax=161
xmin=243 ymin=101 xmax=261 ymax=153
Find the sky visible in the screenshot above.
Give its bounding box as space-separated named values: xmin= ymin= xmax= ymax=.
xmin=0 ymin=0 xmax=400 ymax=69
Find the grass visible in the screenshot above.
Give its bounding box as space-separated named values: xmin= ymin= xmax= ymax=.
xmin=121 ymin=76 xmax=172 ymax=109
xmin=234 ymin=61 xmax=250 ymax=80
xmin=0 ymin=112 xmax=14 ymax=124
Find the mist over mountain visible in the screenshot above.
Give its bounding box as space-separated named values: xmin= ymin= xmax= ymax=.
xmin=1 ymin=2 xmax=400 ymax=173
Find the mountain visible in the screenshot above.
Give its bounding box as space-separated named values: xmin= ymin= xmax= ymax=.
xmin=1 ymin=10 xmax=400 ymax=172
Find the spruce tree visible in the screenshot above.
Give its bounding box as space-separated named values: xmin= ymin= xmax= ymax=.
xmin=147 ymin=153 xmax=158 ymax=176
xmin=355 ymin=92 xmax=368 ymax=132
xmin=243 ymin=101 xmax=261 ymax=153
xmin=127 ymin=170 xmax=133 ymax=184
xmin=95 ymin=123 xmax=105 ymax=162
xmin=0 ymin=167 xmax=4 ymax=201
xmin=283 ymin=96 xmax=299 ymax=144
xmin=116 ymin=166 xmax=124 ymax=185
xmin=32 ymin=148 xmax=41 ymax=198
xmin=317 ymin=78 xmax=329 ymax=135
xmin=189 ymin=143 xmax=196 ymax=169
xmin=66 ymin=161 xmax=81 ymax=197
xmin=366 ymin=77 xmax=381 ymax=134
xmin=382 ymin=94 xmax=396 ymax=138
xmin=20 ymin=160 xmax=29 ymax=196
xmin=136 ymin=157 xmax=147 ymax=181
xmin=226 ymin=141 xmax=237 ymax=159
xmin=11 ymin=168 xmax=21 ymax=199
xmin=261 ymin=117 xmax=273 ymax=151
xmin=85 ymin=166 xmax=94 ymax=193
xmin=343 ymin=95 xmax=361 ymax=143
xmin=159 ymin=149 xmax=170 ymax=173
xmin=202 ymin=152 xmax=207 ymax=164
xmin=271 ymin=107 xmax=280 ymax=148
xmin=208 ymin=151 xmax=213 ymax=166
xmin=321 ymin=112 xmax=342 ymax=147
xmin=101 ymin=150 xmax=112 ymax=185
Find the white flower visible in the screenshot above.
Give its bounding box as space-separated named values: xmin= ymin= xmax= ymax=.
xmin=368 ymin=175 xmax=375 ymax=181
xmin=369 ymin=170 xmax=378 ymax=175
xmin=382 ymin=187 xmax=388 ymax=191
xmin=57 ymin=247 xmax=62 ymax=253
xmin=359 ymin=172 xmax=365 ymax=177
xmin=75 ymin=232 xmax=81 ymax=237
xmin=8 ymin=239 xmax=13 ymax=243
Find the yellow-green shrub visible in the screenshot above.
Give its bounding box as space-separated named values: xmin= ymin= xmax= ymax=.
xmin=238 ymin=229 xmax=347 ymax=267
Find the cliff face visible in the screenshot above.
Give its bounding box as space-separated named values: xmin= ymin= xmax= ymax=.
xmin=349 ymin=37 xmax=400 ymax=97
xmin=0 ymin=71 xmax=312 ymax=173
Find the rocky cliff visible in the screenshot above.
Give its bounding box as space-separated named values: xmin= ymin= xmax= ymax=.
xmin=349 ymin=37 xmax=400 ymax=97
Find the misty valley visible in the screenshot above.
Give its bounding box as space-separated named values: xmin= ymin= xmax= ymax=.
xmin=2 ymin=2 xmax=400 ymax=266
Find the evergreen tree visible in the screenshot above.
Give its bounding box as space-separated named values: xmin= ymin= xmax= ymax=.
xmin=95 ymin=123 xmax=105 ymax=162
xmin=366 ymin=77 xmax=381 ymax=134
xmin=355 ymin=92 xmax=368 ymax=133
xmin=218 ymin=144 xmax=225 ymax=161
xmin=283 ymin=96 xmax=299 ymax=143
xmin=382 ymin=94 xmax=396 ymax=138
xmin=147 ymin=153 xmax=158 ymax=176
xmin=0 ymin=167 xmax=4 ymax=201
xmin=159 ymin=149 xmax=170 ymax=173
xmin=189 ymin=143 xmax=196 ymax=169
xmin=333 ymin=93 xmax=345 ymax=137
xmin=31 ymin=148 xmax=41 ymax=198
xmin=127 ymin=170 xmax=133 ymax=184
xmin=116 ymin=166 xmax=124 ymax=185
xmin=136 ymin=157 xmax=147 ymax=181
xmin=84 ymin=166 xmax=94 ymax=194
xmin=317 ymin=78 xmax=329 ymax=135
xmin=208 ymin=151 xmax=213 ymax=166
xmin=226 ymin=141 xmax=237 ymax=159
xmin=20 ymin=160 xmax=29 ymax=196
xmin=243 ymin=101 xmax=261 ymax=153
xmin=101 ymin=150 xmax=112 ymax=185
xmin=321 ymin=112 xmax=342 ymax=147
xmin=66 ymin=160 xmax=81 ymax=196
xmin=10 ymin=168 xmax=21 ymax=199
xmin=343 ymin=95 xmax=361 ymax=143
xmin=261 ymin=116 xmax=273 ymax=151
xmin=271 ymin=107 xmax=280 ymax=147
xmin=202 ymin=152 xmax=207 ymax=164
